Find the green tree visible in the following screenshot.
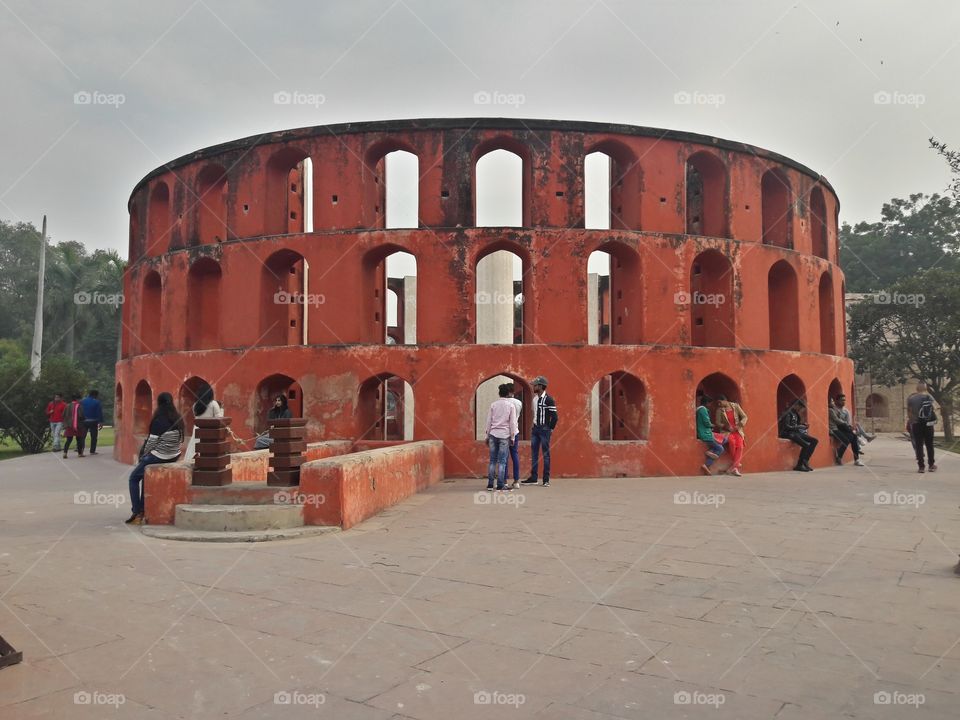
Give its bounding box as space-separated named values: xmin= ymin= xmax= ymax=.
xmin=0 ymin=221 xmax=41 ymax=345
xmin=849 ymin=269 xmax=960 ymax=439
xmin=839 ymin=193 xmax=960 ymax=292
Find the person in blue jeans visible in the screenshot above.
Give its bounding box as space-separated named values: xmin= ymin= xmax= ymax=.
xmin=504 ymin=382 xmax=524 ymax=489
xmin=484 ymin=384 xmax=518 ymax=491
xmin=696 ymin=394 xmax=725 ymax=475
xmin=126 ymin=392 xmax=185 ymax=525
xmin=80 ymin=389 xmax=104 ymax=454
xmin=522 ymin=376 xmax=558 ymax=487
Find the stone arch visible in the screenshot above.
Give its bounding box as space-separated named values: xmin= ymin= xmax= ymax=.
xmin=255 ymin=374 xmax=303 ymax=432
xmin=585 ymin=139 xmax=642 ymax=230
xmin=133 ymin=380 xmax=152 ymax=435
xmin=587 ymin=240 xmax=642 ymax=345
xmin=828 ymin=378 xmax=844 ymax=409
xmin=475 ymin=240 xmax=529 ymax=344
xmin=776 ymin=374 xmax=807 ymax=417
xmin=761 ymin=168 xmax=792 ymax=248
xmin=362 ymin=244 xmax=418 ymax=344
xmin=818 ymin=272 xmax=836 ymax=355
xmin=474 ymin=137 xmax=531 ymax=227
xmin=809 ymin=186 xmax=828 ymax=260
xmin=358 ymin=373 xmax=414 ymax=441
xmin=696 ymin=372 xmax=741 ymax=405
xmin=140 ymin=270 xmax=163 ymax=354
xmin=686 ymin=151 xmax=729 ymax=238
xmin=178 ymin=376 xmax=212 ymax=438
xmin=147 ymin=181 xmax=171 ymax=257
xmin=264 ymin=146 xmax=309 ymax=236
xmin=768 ymin=260 xmax=799 ymax=350
xmin=592 ymin=371 xmax=648 ymax=441
xmin=260 ymin=249 xmax=306 ymax=347
xmin=865 ymin=393 xmax=889 ymax=418
xmin=186 ymin=257 xmax=222 ymax=350
xmin=364 ymin=140 xmax=419 ymax=229
xmin=129 ymin=204 xmax=142 ymax=260
xmin=689 ymin=249 xmax=734 ymax=347
xmin=196 ymin=164 xmax=228 ymax=245
xmin=475 ymin=373 xmax=531 ymax=442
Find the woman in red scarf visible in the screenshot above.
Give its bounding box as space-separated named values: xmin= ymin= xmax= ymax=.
xmin=62 ymin=393 xmax=87 ymax=458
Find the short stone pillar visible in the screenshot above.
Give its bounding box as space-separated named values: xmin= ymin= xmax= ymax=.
xmin=268 ymin=418 xmax=307 ymax=487
xmin=192 ymin=417 xmax=233 ymax=487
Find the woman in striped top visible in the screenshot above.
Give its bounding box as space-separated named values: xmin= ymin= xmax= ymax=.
xmin=125 ymin=392 xmax=184 ymax=525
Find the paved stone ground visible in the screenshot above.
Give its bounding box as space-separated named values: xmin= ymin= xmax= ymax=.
xmin=1 ymin=436 xmax=958 ymax=719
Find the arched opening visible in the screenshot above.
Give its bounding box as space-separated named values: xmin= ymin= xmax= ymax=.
xmin=776 ymin=374 xmax=807 ymax=417
xmin=140 ymin=271 xmax=162 ymax=354
xmin=696 ymin=373 xmax=741 ymax=405
xmin=818 ymin=272 xmax=836 ymax=355
xmin=686 ymin=151 xmax=729 ymax=238
xmin=364 ymin=143 xmax=419 ymax=229
xmin=196 ymin=164 xmax=228 ymax=245
xmin=264 ymin=147 xmax=309 ymax=236
xmin=358 ymin=374 xmax=414 ymax=441
xmin=115 ymin=382 xmax=123 ymax=427
xmin=809 ymin=187 xmax=828 ymax=260
xmin=178 ymin=376 xmax=212 ymax=437
xmin=591 ymin=371 xmax=648 ymax=441
xmin=828 ymin=378 xmax=844 ymax=408
xmin=260 ymin=249 xmax=306 ymax=347
xmin=585 ymin=141 xmax=642 ymax=230
xmin=475 ymin=142 xmax=527 ymax=227
xmin=186 ymin=258 xmax=221 ymax=350
xmin=587 ymin=242 xmax=642 ymax=345
xmin=476 ymin=245 xmax=525 ymax=344
xmin=761 ymin=169 xmax=792 ymax=248
xmin=475 ymin=374 xmax=531 ymax=442
xmin=129 ymin=206 xmax=141 ymax=260
xmin=865 ymin=393 xmax=889 ymax=418
xmin=363 ymin=247 xmax=418 ymax=344
xmin=690 ymin=249 xmax=735 ymax=347
xmin=147 ymin=182 xmax=170 ymax=257
xmin=133 ymin=380 xmax=152 ymax=435
xmin=768 ymin=260 xmax=799 ymax=351
xmin=255 ymin=374 xmax=303 ymax=432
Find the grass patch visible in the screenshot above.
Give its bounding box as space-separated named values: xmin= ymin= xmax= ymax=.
xmin=0 ymin=426 xmax=115 ymax=461
xmin=934 ymin=437 xmax=960 ymax=454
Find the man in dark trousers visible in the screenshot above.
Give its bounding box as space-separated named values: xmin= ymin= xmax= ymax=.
xmin=907 ymin=382 xmax=938 ymax=473
xmin=778 ymin=399 xmax=818 ymax=472
xmin=80 ymin=389 xmax=104 ymax=455
xmin=522 ymin=376 xmax=558 ymax=487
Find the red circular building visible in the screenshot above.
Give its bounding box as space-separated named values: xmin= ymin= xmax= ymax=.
xmin=115 ymin=118 xmax=854 ymax=477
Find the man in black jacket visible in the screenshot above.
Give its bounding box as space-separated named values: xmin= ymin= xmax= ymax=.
xmin=522 ymin=376 xmax=558 ymax=487
xmin=778 ymin=399 xmax=818 ymax=472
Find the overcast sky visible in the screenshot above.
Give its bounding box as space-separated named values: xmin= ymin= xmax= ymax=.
xmin=1 ymin=0 xmax=957 ymax=254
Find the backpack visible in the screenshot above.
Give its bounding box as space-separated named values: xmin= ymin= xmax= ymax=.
xmin=918 ymin=397 xmax=937 ymax=425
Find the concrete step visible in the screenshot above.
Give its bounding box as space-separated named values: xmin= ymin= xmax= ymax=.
xmin=190 ymin=483 xmax=298 ymax=505
xmin=141 ymin=525 xmax=339 ymax=543
xmin=174 ymin=503 xmax=303 ymax=532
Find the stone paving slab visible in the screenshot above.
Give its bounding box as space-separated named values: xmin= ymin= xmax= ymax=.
xmin=1 ymin=437 xmax=959 ymax=718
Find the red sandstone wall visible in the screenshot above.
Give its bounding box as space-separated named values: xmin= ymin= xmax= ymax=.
xmin=116 ymin=120 xmax=852 ymax=478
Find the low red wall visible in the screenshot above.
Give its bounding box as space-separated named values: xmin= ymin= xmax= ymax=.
xmin=300 ymin=440 xmax=444 ymax=530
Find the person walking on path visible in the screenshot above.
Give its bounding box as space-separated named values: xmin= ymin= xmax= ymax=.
xmin=62 ymin=393 xmax=86 ymax=459
xmin=485 ymin=384 xmax=518 ymax=492
xmin=829 ymin=395 xmax=864 ymax=467
xmin=715 ymin=395 xmax=747 ymax=476
xmin=696 ymin=394 xmax=725 ymax=475
xmin=184 ymin=382 xmax=223 ymax=460
xmin=79 ymin=390 xmax=103 ymax=455
xmin=505 ymin=382 xmax=524 ymax=489
xmin=126 ymin=392 xmax=184 ymax=525
xmin=778 ymin=399 xmax=818 ymax=472
xmin=522 ymin=376 xmax=558 ymax=487
xmin=906 ymin=382 xmax=938 ymax=473
xmin=46 ymin=393 xmax=66 ymax=452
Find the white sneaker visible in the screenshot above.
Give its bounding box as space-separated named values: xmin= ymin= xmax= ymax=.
xmin=854 ymin=459 xmax=865 ymax=466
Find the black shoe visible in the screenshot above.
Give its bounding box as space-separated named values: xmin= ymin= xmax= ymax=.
xmin=834 ymin=452 xmax=842 ymax=465
xmin=793 ymin=465 xmax=806 ymax=472
xmin=542 ymin=480 xmax=550 ymax=487
xmin=802 ymin=462 xmax=814 ymax=472
xmin=124 ymin=513 xmax=138 ymax=524
xmin=521 ymin=477 xmax=538 ymax=484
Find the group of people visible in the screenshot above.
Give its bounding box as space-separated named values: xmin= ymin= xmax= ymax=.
xmin=123 ymin=383 xmax=288 ymax=525
xmin=45 ymin=390 xmax=104 ymax=458
xmin=483 ymin=375 xmax=558 ymax=490
xmin=696 ymin=391 xmax=878 ymax=474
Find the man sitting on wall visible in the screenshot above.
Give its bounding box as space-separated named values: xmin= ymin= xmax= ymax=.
xmin=778 ymin=399 xmax=818 ymax=472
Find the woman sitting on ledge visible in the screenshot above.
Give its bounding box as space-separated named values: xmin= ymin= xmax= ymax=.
xmin=126 ymin=392 xmax=184 ymax=526
xmin=254 ymin=394 xmax=293 ymax=449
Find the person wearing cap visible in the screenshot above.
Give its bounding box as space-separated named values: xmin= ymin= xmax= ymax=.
xmin=521 ymin=376 xmax=558 ymax=487
xmin=484 ymin=383 xmax=518 ymax=491
xmin=778 ymin=398 xmax=818 ymax=472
